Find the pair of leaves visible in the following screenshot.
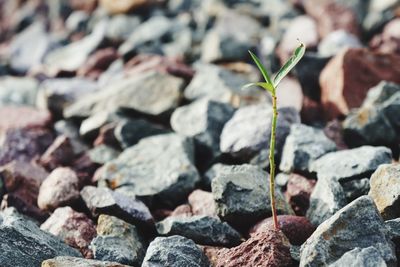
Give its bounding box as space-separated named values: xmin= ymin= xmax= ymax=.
xmin=245 ymin=42 xmax=306 ymax=94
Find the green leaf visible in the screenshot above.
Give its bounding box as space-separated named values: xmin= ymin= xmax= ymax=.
xmin=248 ymin=50 xmax=273 ymax=86
xmin=243 ymin=82 xmax=274 ymax=93
xmin=273 ymin=42 xmax=306 ymax=87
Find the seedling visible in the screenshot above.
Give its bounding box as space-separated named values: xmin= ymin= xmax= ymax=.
xmin=246 ymin=42 xmax=305 ymax=230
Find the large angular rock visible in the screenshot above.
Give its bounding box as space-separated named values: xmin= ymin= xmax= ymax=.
xmin=88 ymin=145 xmax=120 ymax=165
xmin=171 ymin=99 xmax=235 ymax=164
xmin=310 ymin=146 xmax=392 ymax=182
xmin=99 ymin=134 xmax=200 ymax=207
xmin=183 ymin=63 xmax=265 ymax=106
xmin=319 ymin=48 xmax=400 ymax=119
xmin=42 ymin=256 xmax=130 ymax=267
xmin=0 ymin=76 xmax=39 ymax=106
xmin=369 ymin=164 xmax=400 ymax=220
xmin=40 ymin=206 xmax=96 ymax=257
xmin=300 ymin=196 xmax=396 ymax=266
xmin=142 ymin=235 xmax=210 ymax=267
xmin=220 ymin=104 xmax=300 ymax=161
xmin=306 ymin=176 xmax=347 ymax=226
xmin=90 ymin=214 xmax=146 ymax=266
xmin=216 ymin=229 xmax=292 ymax=267
xmin=156 ymin=215 xmax=241 ymax=247
xmin=211 ymin=164 xmax=292 ymax=227
xmin=280 ymin=124 xmax=337 ymax=173
xmin=64 ymin=71 xmax=184 ymax=121
xmin=80 ymin=186 xmax=154 ymax=231
xmin=0 ymin=208 xmax=81 ymax=267
xmin=329 ymin=247 xmax=387 ymax=267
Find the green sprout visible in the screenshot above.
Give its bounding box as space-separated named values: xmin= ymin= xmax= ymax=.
xmin=246 ymin=42 xmax=305 ymax=230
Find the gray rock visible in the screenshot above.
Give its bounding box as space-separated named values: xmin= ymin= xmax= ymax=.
xmin=90 ymin=214 xmax=146 ymax=266
xmin=184 ymin=63 xmax=265 ymax=105
xmin=42 ymin=256 xmax=130 ymax=267
xmin=310 ymin=146 xmax=392 ymax=182
xmin=64 ymin=71 xmax=184 ymax=121
xmin=369 ymin=164 xmax=400 ymax=220
xmin=211 ymin=164 xmax=292 ymax=226
xmin=80 ymin=186 xmax=154 ymax=230
xmin=37 ymin=78 xmax=99 ymax=118
xmin=44 ymin=20 xmax=106 ymax=72
xmin=65 ymin=11 xmax=89 ymax=33
xmin=203 ymin=163 xmax=230 ymax=188
xmin=201 ymin=10 xmax=260 ymax=62
xmin=0 ymin=76 xmax=38 ymax=106
xmin=171 ymin=99 xmax=235 ymax=162
xmin=280 ymin=124 xmax=337 ymax=173
xmin=79 ymin=111 xmax=120 ymax=138
xmin=0 ymin=208 xmax=80 ymax=267
xmin=114 ymin=119 xmax=168 ymax=149
xmin=307 ymin=176 xmax=347 ymax=226
xmin=300 ymin=196 xmax=396 ymax=267
xmin=88 ymin=145 xmax=120 ymax=165
xmin=142 ymin=235 xmax=210 ymax=267
xmin=99 ymin=134 xmax=199 ymax=207
xmin=341 ymin=177 xmax=370 ymax=202
xmin=156 ymin=215 xmax=241 ymax=247
xmin=318 ymin=30 xmax=362 ymax=57
xmin=329 ymin=247 xmax=387 ymax=267
xmin=105 ymin=15 xmax=140 ymax=42
xmin=54 ymin=120 xmax=88 ymax=155
xmin=385 ymin=217 xmax=400 ymax=239
xmin=220 ymin=104 xmax=300 ymax=161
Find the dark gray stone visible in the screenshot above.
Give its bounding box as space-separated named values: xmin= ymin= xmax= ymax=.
xmin=99 ymin=134 xmax=200 ymax=207
xmin=0 ymin=76 xmax=38 ymax=106
xmin=114 ymin=119 xmax=168 ymax=148
xmin=142 ymin=235 xmax=210 ymax=267
xmin=0 ymin=208 xmax=81 ymax=267
xmin=369 ymin=164 xmax=400 ymax=220
xmin=220 ymin=104 xmax=300 ymax=161
xmin=80 ymin=186 xmax=154 ymax=231
xmin=211 ymin=164 xmax=292 ymax=226
xmin=341 ymin=177 xmax=370 ymax=202
xmin=329 ymin=247 xmax=387 ymax=267
xmin=307 ymin=176 xmax=347 ymax=226
xmin=300 ymin=196 xmax=396 ymax=267
xmin=64 ymin=71 xmax=184 ymax=120
xmin=156 ymin=215 xmax=241 ymax=247
xmin=280 ymin=124 xmax=337 ymax=173
xmin=385 ymin=217 xmax=400 ymax=239
xmin=90 ymin=214 xmax=146 ymax=266
xmin=42 ymin=256 xmax=130 ymax=267
xmin=171 ymin=99 xmax=235 ymax=162
xmin=310 ymin=146 xmax=392 ymax=182
xmin=88 ymin=145 xmax=120 ymax=165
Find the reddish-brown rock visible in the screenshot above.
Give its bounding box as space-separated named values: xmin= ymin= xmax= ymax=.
xmin=300 ymin=95 xmax=325 ymax=124
xmin=78 ymin=48 xmax=119 ymax=79
xmin=370 ymin=18 xmax=400 ymax=55
xmin=170 ymin=204 xmax=193 ymax=217
xmin=71 ymin=153 xmax=101 ymax=186
xmin=39 ymin=135 xmax=75 ymax=170
xmin=319 ymin=48 xmax=400 ymax=119
xmin=285 ymin=174 xmax=316 ymax=216
xmin=216 ymin=229 xmax=292 ymax=267
xmin=100 ymin=0 xmax=159 ymax=14
xmin=188 ymin=190 xmax=217 ymax=217
xmin=304 ymin=0 xmax=360 ymax=38
xmin=249 ymin=215 xmax=315 ymax=246
xmin=41 ymin=206 xmax=97 ymax=258
xmin=37 ymin=167 xmax=80 ymax=211
xmin=0 ymin=106 xmax=51 ymax=131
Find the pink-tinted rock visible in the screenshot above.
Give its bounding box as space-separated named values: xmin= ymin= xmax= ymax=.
xmin=319 ymin=48 xmax=400 ymax=119
xmin=125 ymin=54 xmax=194 ymax=80
xmin=41 ymin=206 xmax=97 ymax=258
xmin=0 ymin=106 xmax=51 ymax=131
xmin=0 ymin=160 xmax=48 ymax=219
xmin=370 ymin=18 xmax=400 ymax=55
xmin=0 ymin=128 xmax=54 ymax=165
xmin=70 ymin=0 xmax=98 ymax=12
xmin=201 ymin=246 xmax=224 ymax=267
xmin=216 ymin=229 xmax=292 ymax=267
xmin=188 ymin=190 xmax=217 ymax=217
xmin=300 ymin=95 xmax=325 ymax=124
xmin=323 ymin=119 xmax=348 ymax=150
xmin=276 ymin=77 xmax=303 ymax=111
xmin=78 ymin=48 xmax=119 ymax=79
xmin=170 ymin=204 xmax=193 ymax=217
xmin=100 ymin=0 xmax=158 ymax=14
xmin=38 ymin=167 xmax=80 ymax=211
xmin=304 ymin=0 xmax=360 ymax=38
xmin=276 ymin=15 xmax=318 ymax=64
xmin=249 ymin=215 xmax=315 ymax=246
xmin=39 ymin=135 xmax=75 ymax=171
xmin=285 ymin=174 xmax=316 ymax=216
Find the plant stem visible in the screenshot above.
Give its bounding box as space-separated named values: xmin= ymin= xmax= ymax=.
xmin=269 ymin=92 xmax=279 ymax=230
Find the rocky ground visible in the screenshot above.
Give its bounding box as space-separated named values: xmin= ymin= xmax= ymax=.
xmin=0 ymin=0 xmax=400 ymax=266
